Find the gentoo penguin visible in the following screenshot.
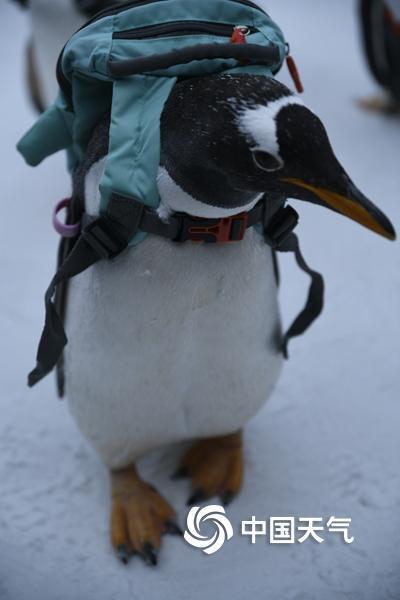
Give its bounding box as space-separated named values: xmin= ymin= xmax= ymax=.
xmin=63 ymin=74 xmax=395 ymax=566
xmin=359 ymin=0 xmax=400 ymax=113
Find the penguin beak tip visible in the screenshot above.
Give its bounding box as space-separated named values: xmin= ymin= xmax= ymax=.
xmin=385 ymin=226 xmax=396 ymax=242
xmin=281 ymin=177 xmax=396 ymax=242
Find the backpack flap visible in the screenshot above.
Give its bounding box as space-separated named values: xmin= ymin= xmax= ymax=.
xmin=17 ymin=93 xmax=74 ymax=166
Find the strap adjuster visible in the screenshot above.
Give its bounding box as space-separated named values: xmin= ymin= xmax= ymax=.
xmin=264 ymin=206 xmax=299 ymax=249
xmin=177 ymin=212 xmax=249 ymax=243
xmin=82 ymin=217 xmax=126 ymax=259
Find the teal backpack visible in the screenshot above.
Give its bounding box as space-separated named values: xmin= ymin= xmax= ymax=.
xmin=19 ymin=0 xmax=287 ymax=215
xmin=18 ymin=0 xmax=323 ymax=389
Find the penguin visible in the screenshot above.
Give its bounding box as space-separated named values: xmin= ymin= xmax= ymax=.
xmin=63 ymin=73 xmax=395 ymax=566
xmin=12 ymin=0 xmax=113 ymax=111
xmin=359 ymin=0 xmax=400 ymax=113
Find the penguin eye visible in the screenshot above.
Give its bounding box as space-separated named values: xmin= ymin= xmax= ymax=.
xmin=252 ymin=151 xmax=284 ymax=172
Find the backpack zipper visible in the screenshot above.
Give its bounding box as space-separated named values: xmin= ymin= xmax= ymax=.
xmin=86 ymin=0 xmax=266 ymax=27
xmin=113 ymin=21 xmax=256 ymax=40
xmin=56 ymin=0 xmax=266 ymax=102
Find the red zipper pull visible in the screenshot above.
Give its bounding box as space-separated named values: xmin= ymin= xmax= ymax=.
xmin=286 ymin=54 xmax=304 ymax=94
xmin=231 ymin=26 xmax=249 ymax=44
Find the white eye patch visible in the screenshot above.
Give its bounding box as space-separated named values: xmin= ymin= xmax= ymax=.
xmin=237 ymin=95 xmax=304 ymax=161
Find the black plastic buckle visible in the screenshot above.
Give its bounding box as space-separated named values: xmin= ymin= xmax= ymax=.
xmin=176 ymin=213 xmax=249 ymax=243
xmin=82 ymin=217 xmax=126 ymax=259
xmin=264 ymin=205 xmax=299 ymax=249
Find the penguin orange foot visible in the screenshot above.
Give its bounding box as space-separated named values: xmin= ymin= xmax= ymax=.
xmin=174 ymin=432 xmax=244 ymax=507
xmin=358 ymin=95 xmax=400 ymax=115
xmin=111 ymin=466 xmax=180 ymax=566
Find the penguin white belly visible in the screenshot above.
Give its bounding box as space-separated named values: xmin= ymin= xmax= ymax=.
xmin=65 ymin=229 xmax=283 ymax=469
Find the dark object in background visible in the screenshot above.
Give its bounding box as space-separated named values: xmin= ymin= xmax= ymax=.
xmin=360 ymin=0 xmax=400 ymax=105
xmin=10 ymin=0 xmax=118 ymax=113
xmin=11 ymin=0 xmax=112 ymax=15
xmin=74 ymin=0 xmax=117 ymax=17
xmin=26 ymin=39 xmax=46 ymax=113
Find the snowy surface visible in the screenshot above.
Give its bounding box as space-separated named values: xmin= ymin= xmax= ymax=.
xmin=0 ymin=1 xmax=400 ymax=599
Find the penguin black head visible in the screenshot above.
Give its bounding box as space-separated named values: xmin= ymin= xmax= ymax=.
xmin=160 ymin=73 xmax=395 ymax=240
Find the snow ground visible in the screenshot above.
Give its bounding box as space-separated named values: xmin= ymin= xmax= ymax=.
xmin=0 ymin=1 xmax=399 ymax=599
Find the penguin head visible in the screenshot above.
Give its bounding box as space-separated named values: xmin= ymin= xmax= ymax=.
xmin=160 ymin=73 xmax=395 ymax=239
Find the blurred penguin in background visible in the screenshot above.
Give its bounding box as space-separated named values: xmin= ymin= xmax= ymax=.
xmin=359 ymin=0 xmax=400 ymax=113
xmin=11 ymin=0 xmax=113 ymax=111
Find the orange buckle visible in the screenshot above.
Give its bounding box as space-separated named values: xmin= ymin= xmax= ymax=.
xmin=188 ymin=212 xmax=249 ymax=243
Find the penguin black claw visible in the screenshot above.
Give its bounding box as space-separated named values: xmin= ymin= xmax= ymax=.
xmin=221 ymin=491 xmax=235 ymax=507
xmin=171 ymin=466 xmax=190 ymax=480
xmin=187 ymin=489 xmax=206 ymax=506
xmin=164 ymin=520 xmax=183 ymax=536
xmin=141 ymin=542 xmax=158 ymax=566
xmin=116 ymin=544 xmax=130 ymax=565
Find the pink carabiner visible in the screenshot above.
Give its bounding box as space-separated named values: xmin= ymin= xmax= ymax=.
xmin=52 ymin=198 xmax=81 ymax=238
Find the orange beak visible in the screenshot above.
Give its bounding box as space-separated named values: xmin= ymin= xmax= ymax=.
xmin=281 ymin=178 xmax=396 ymax=241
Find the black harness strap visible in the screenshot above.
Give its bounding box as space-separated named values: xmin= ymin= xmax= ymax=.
xmin=28 ymin=194 xmax=144 ymax=387
xmin=263 ymin=204 xmax=325 ymax=358
xmin=278 ymin=233 xmax=324 ymax=358
xmin=55 ymin=190 xmax=85 ymax=397
xmin=28 ymin=194 xmax=324 ymax=388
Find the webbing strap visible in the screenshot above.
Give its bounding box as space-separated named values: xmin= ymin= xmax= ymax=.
xmin=27 ymin=196 xmax=324 ymax=388
xmin=28 ymin=195 xmax=143 ymax=387
xmin=278 ymin=233 xmax=324 ymax=358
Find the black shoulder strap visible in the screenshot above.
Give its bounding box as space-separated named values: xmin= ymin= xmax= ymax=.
xmin=263 ymin=204 xmax=324 ymax=358
xmin=28 ymin=195 xmax=324 ymax=388
xmin=28 ymin=194 xmax=144 ymax=387
xmin=54 ymin=191 xmax=85 ymax=397
xmin=278 ymin=233 xmax=324 ymax=358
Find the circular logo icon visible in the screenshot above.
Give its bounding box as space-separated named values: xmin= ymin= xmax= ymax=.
xmin=184 ymin=505 xmax=234 ymax=555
